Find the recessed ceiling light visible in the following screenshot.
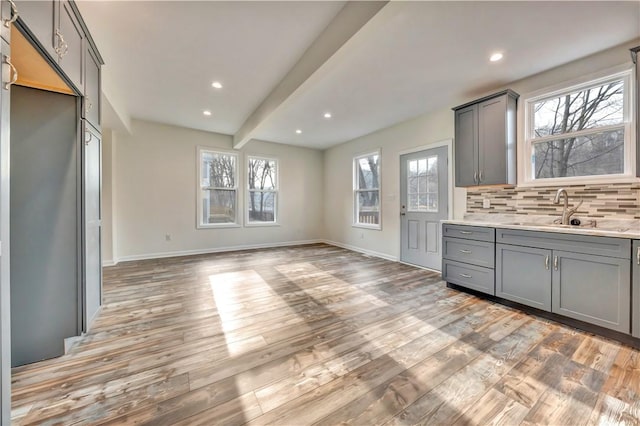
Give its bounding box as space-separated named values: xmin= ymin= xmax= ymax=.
xmin=211 ymin=81 xmax=223 ymax=89
xmin=295 ymin=129 xmax=302 ymax=134
xmin=323 ymin=112 xmax=332 ymax=119
xmin=203 ymin=110 xmax=212 ymax=116
xmin=490 ymin=52 xmax=503 ymax=62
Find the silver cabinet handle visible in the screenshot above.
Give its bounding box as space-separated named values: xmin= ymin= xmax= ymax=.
xmin=479 ymin=171 xmax=483 ymax=182
xmin=554 ymin=256 xmax=558 ymax=271
xmin=473 ymin=171 xmax=478 ymax=184
xmin=459 ymin=249 xmax=472 ymax=254
xmin=3 ymin=0 xmax=18 ymax=28
xmin=3 ymin=55 xmax=17 ymax=90
xmin=55 ymin=29 xmax=69 ymax=59
xmin=459 ymin=273 xmax=472 ymax=279
xmin=636 ymin=246 xmax=639 ymax=265
xmin=85 ymin=130 xmax=92 ymax=145
xmin=85 ymin=96 xmax=93 ymax=113
xmin=459 ymin=231 xmax=473 ymax=235
xmin=545 ymin=255 xmax=549 ymax=270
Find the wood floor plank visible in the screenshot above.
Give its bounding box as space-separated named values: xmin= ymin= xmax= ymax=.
xmin=9 ymin=243 xmax=640 ymax=425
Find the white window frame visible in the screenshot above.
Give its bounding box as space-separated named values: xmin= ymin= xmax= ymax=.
xmin=197 ymin=147 xmax=240 ymax=228
xmin=521 ymin=66 xmax=636 ymax=187
xmin=353 ymin=149 xmax=382 ymax=230
xmin=246 ymin=155 xmax=279 ymax=227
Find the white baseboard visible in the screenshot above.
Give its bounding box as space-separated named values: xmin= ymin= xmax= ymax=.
xmin=112 ymin=239 xmax=325 ymax=263
xmin=102 ymin=260 xmax=118 ymax=267
xmin=322 ymin=240 xmax=398 ymax=262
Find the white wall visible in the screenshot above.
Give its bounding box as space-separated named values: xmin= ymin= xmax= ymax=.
xmin=323 ymin=39 xmax=639 ymax=260
xmin=112 ymin=119 xmax=324 ymax=261
xmin=101 ymin=129 xmax=114 ymax=264
xmin=323 ymin=108 xmax=466 ymax=260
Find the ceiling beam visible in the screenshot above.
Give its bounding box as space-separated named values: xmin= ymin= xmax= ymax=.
xmin=233 ymin=1 xmax=388 ymax=149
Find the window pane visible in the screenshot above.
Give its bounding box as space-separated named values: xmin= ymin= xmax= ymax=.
xmin=202 ymin=152 xmax=236 ymax=188
xmin=533 ymin=80 xmax=624 ymax=138
xmin=202 ymin=189 xmax=236 ymax=224
xmin=356 ymin=154 xmax=380 ymax=190
xmin=407 ymin=155 xmax=438 ymax=212
xmin=248 ymin=158 xmax=277 ymax=190
xmin=357 ymin=190 xmax=379 ymax=225
xmin=532 ymin=128 xmax=624 ymax=179
xmin=248 ymin=191 xmax=276 ymax=223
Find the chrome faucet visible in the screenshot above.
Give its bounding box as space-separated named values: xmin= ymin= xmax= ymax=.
xmin=553 ymin=188 xmax=583 ymax=225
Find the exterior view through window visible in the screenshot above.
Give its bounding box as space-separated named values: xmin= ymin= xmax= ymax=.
xmin=526 ymin=71 xmax=631 ymax=182
xmin=199 ymin=149 xmax=238 ymax=225
xmin=407 ymin=155 xmax=438 ymax=212
xmin=354 ymin=151 xmax=380 ymax=228
xmin=248 ymin=157 xmax=277 ymax=224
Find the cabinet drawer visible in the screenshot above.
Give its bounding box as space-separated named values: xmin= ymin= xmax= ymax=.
xmin=442 ymin=224 xmax=495 ymax=242
xmin=496 ymin=228 xmax=630 ymax=259
xmin=442 ymin=259 xmax=494 ymax=296
xmin=443 ymin=237 xmax=494 ymax=268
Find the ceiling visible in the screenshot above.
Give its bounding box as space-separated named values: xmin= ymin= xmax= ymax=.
xmin=77 ymin=1 xmax=640 ymax=150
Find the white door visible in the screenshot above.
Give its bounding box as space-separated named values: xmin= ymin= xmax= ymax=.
xmin=400 ymin=146 xmax=449 ymax=270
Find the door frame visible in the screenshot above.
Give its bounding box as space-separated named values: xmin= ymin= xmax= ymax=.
xmin=397 ymin=139 xmax=454 ymax=270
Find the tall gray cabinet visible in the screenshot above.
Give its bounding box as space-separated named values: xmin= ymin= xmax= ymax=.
xmin=633 ymin=240 xmax=640 ymax=338
xmin=453 ymin=90 xmax=518 ymax=187
xmin=0 ymin=0 xmax=102 ymax=422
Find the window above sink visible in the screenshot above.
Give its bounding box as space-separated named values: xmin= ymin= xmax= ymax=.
xmin=520 ymin=66 xmax=636 ymax=187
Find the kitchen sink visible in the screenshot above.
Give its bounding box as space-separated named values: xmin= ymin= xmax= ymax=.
xmin=509 ymin=220 xmax=597 ymax=229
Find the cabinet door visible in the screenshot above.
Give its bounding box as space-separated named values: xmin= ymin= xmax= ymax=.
xmin=632 ymin=241 xmax=639 ymax=337
xmin=1 ymin=0 xmax=13 ymax=43
xmin=496 ymin=243 xmax=552 ymax=311
xmin=478 ymin=95 xmax=507 ymax=185
xmin=57 ymin=0 xmax=82 ymax=91
xmin=0 ymin=37 xmax=10 ymax=426
xmin=83 ymin=123 xmax=101 ymax=330
xmin=14 ymin=0 xmax=57 ymax=59
xmin=552 ymin=251 xmax=630 ymax=333
xmin=454 ymin=104 xmax=477 ymax=187
xmin=84 ymin=44 xmax=100 ymax=128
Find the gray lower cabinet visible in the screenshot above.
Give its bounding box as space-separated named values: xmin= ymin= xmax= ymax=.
xmin=632 ymin=240 xmax=639 ymax=338
xmin=496 ymin=243 xmax=551 ymax=311
xmin=552 ymin=251 xmax=630 ymax=333
xmin=496 ymin=228 xmax=631 ymax=334
xmin=442 ymin=224 xmax=495 ymax=296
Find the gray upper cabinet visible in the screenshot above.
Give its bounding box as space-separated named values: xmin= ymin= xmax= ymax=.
xmin=633 ymin=240 xmax=639 ymax=338
xmin=454 ymin=105 xmax=476 ymax=187
xmin=14 ymin=0 xmax=57 ymax=59
xmin=84 ymin=42 xmax=100 ymax=128
xmin=57 ymin=0 xmax=82 ymax=91
xmin=632 ymin=46 xmax=640 ymax=178
xmin=453 ymin=90 xmax=518 ymax=187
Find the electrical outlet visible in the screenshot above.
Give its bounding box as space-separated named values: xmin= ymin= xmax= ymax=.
xmin=483 ymin=198 xmax=491 ymax=209
xmin=165 ymin=234 xmax=171 ymax=241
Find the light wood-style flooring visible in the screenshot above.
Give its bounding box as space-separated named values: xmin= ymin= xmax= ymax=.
xmin=10 ymin=243 xmax=640 ymax=425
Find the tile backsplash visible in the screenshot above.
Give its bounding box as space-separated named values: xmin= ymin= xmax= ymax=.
xmin=467 ymin=183 xmax=640 ymax=220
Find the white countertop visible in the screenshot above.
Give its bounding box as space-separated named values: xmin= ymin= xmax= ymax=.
xmin=443 ymin=214 xmax=640 ymax=239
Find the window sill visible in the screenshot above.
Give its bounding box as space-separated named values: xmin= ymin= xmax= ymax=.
xmin=352 ymin=223 xmax=382 ymax=231
xmin=197 ymin=223 xmax=242 ymax=229
xmin=245 ymin=222 xmax=280 ymax=228
xmin=517 ymin=175 xmax=640 ymax=189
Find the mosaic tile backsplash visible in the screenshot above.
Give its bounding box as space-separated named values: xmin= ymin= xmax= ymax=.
xmin=467 ymin=183 xmax=640 ymax=220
